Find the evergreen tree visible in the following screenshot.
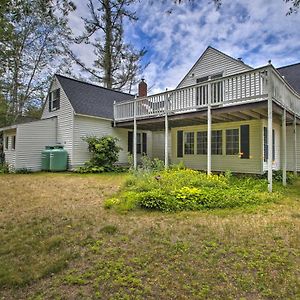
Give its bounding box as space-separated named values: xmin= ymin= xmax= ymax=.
xmin=69 ymin=0 xmax=146 ymax=92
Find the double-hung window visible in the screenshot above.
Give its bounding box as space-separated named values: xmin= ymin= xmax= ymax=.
xmin=226 ymin=129 xmax=239 ymax=155
xmin=212 ymin=130 xmax=222 ymax=155
xmin=128 ymin=132 xmax=147 ymax=154
xmin=184 ymin=132 xmax=194 ymax=155
xmin=49 ymin=89 xmax=60 ymax=112
xmin=197 ymin=131 xmax=207 ymax=154
xmin=5 ymin=136 xmax=8 ymax=150
xmin=263 ymin=127 xmax=275 ymax=162
xmin=11 ymin=136 xmax=16 ymax=150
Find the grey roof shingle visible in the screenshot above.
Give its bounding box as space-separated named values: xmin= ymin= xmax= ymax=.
xmin=56 ymin=74 xmax=133 ymax=119
xmin=277 ymin=63 xmax=300 ymax=94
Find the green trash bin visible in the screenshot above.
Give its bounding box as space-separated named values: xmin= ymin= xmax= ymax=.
xmin=41 ymin=146 xmax=54 ymax=171
xmin=49 ymin=146 xmax=68 ymax=172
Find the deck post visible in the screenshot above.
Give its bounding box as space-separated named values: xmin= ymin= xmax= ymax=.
xmin=294 ymin=115 xmax=297 ymax=176
xmin=207 ymin=82 xmax=212 ymax=175
xmin=267 ymin=68 xmax=273 ymax=192
xmin=133 ymin=96 xmax=137 ymax=170
xmin=164 ymin=94 xmax=169 ymax=169
xmin=282 ymin=109 xmax=287 ymax=186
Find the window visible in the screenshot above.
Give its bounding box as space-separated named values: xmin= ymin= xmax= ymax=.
xmin=196 ymin=76 xmax=209 ymax=83
xmin=212 ymin=130 xmax=222 ymax=155
xmin=128 ymin=132 xmax=147 ymax=154
xmin=5 ymin=136 xmax=8 ymax=150
xmin=49 ymin=88 xmax=60 ymax=112
xmin=263 ymin=127 xmax=275 ymax=162
xmin=11 ymin=135 xmax=16 ymax=150
xmin=184 ymin=132 xmax=194 ymax=155
xmin=226 ymin=129 xmax=239 ymax=155
xmin=197 ymin=131 xmax=207 ymax=154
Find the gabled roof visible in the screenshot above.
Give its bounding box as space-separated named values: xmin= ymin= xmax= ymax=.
xmin=55 ymin=74 xmax=134 ymax=119
xmin=176 ymin=46 xmax=253 ymax=88
xmin=277 ymin=63 xmax=300 ymax=94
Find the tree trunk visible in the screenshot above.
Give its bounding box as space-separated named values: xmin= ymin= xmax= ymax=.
xmin=103 ymin=0 xmax=113 ymax=89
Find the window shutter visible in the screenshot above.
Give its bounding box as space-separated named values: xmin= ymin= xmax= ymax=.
xmin=142 ymin=132 xmax=147 ymax=154
xmin=48 ymin=92 xmax=52 ymax=111
xmin=128 ymin=131 xmax=133 ymax=154
xmin=240 ymin=125 xmax=250 ymax=159
xmin=177 ymin=131 xmax=183 ymax=158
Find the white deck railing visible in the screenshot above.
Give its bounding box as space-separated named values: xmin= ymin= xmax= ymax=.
xmin=114 ymin=66 xmax=300 ymax=122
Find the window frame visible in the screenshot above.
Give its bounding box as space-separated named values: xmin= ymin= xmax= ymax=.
xmin=263 ymin=127 xmax=275 ymax=162
xmin=184 ymin=132 xmax=195 ymax=155
xmin=197 ymin=131 xmax=207 ymax=155
xmin=5 ymin=136 xmax=9 ymax=150
xmin=11 ymin=135 xmax=16 ymax=150
xmin=212 ymin=130 xmax=222 ymax=155
xmin=226 ymin=128 xmax=239 ymax=155
xmin=49 ymin=88 xmax=60 ymax=112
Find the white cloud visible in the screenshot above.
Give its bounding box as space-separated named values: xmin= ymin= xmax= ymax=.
xmin=67 ymin=0 xmax=300 ymax=94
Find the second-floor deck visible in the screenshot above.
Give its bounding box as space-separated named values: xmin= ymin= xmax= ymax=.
xmin=114 ymin=65 xmax=300 ymax=123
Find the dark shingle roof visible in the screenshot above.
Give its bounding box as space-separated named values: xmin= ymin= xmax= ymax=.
xmin=277 ymin=63 xmax=300 ymax=94
xmin=56 ymin=74 xmax=133 ymax=119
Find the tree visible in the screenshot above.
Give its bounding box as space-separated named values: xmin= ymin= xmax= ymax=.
xmin=69 ymin=0 xmax=146 ymax=92
xmin=285 ymin=0 xmax=300 ymax=14
xmin=0 ymin=0 xmax=76 ymax=126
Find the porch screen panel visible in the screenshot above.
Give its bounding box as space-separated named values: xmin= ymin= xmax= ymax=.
xmin=240 ymin=125 xmax=250 ymax=159
xmin=177 ymin=131 xmax=183 ymax=158
xmin=128 ymin=131 xmax=133 ymax=154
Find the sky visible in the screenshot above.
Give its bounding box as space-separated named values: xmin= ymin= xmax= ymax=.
xmin=68 ymin=0 xmax=300 ymax=94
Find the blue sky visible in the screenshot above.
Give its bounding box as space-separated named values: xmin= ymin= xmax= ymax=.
xmin=69 ymin=0 xmax=300 ymax=93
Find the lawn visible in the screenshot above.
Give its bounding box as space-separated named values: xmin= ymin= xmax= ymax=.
xmin=0 ymin=172 xmax=299 ymax=299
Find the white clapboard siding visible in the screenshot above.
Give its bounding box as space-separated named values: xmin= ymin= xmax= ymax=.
xmin=286 ymin=125 xmax=300 ymax=171
xmin=3 ymin=129 xmax=17 ymax=169
xmin=15 ymin=118 xmax=57 ymax=171
xmin=171 ymin=120 xmax=264 ymax=174
xmin=177 ymin=47 xmax=251 ymax=89
xmin=72 ymin=115 xmax=153 ymax=168
xmin=41 ymin=76 xmax=74 ymax=164
xmin=152 ymin=130 xmax=171 ymax=161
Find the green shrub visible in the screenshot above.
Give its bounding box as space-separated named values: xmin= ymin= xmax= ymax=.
xmin=76 ymin=136 xmax=122 ymax=173
xmin=0 ymin=163 xmax=10 ymax=174
xmin=261 ymin=170 xmax=296 ymax=184
xmin=106 ymin=169 xmax=280 ymax=212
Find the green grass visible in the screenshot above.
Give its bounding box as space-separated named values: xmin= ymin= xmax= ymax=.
xmin=0 ymin=172 xmax=299 ymax=299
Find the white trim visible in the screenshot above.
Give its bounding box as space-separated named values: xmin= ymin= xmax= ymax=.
xmin=74 ymin=113 xmax=113 ymax=122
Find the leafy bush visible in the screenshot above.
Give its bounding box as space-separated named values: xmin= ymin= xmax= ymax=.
xmin=76 ymin=136 xmax=122 ymax=173
xmin=106 ymin=169 xmax=280 ymax=212
xmin=0 ymin=163 xmax=10 ymax=174
xmin=260 ymin=170 xmax=296 ymax=184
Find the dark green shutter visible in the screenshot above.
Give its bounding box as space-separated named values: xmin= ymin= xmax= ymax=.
xmin=177 ymin=131 xmax=183 ymax=158
xmin=142 ymin=133 xmax=147 ymax=154
xmin=128 ymin=131 xmax=133 ymax=154
xmin=240 ymin=125 xmax=250 ymax=159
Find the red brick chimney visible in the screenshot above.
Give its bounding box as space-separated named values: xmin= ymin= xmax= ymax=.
xmin=138 ymin=79 xmax=147 ymax=97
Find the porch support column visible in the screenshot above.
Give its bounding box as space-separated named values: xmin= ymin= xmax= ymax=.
xmin=282 ymin=109 xmax=287 ymax=186
xmin=133 ymin=96 xmax=137 ymax=170
xmin=294 ymin=115 xmax=297 ymax=176
xmin=207 ymin=82 xmax=212 ymax=175
xmin=267 ymin=69 xmax=273 ymax=192
xmin=164 ymin=94 xmax=169 ymax=169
